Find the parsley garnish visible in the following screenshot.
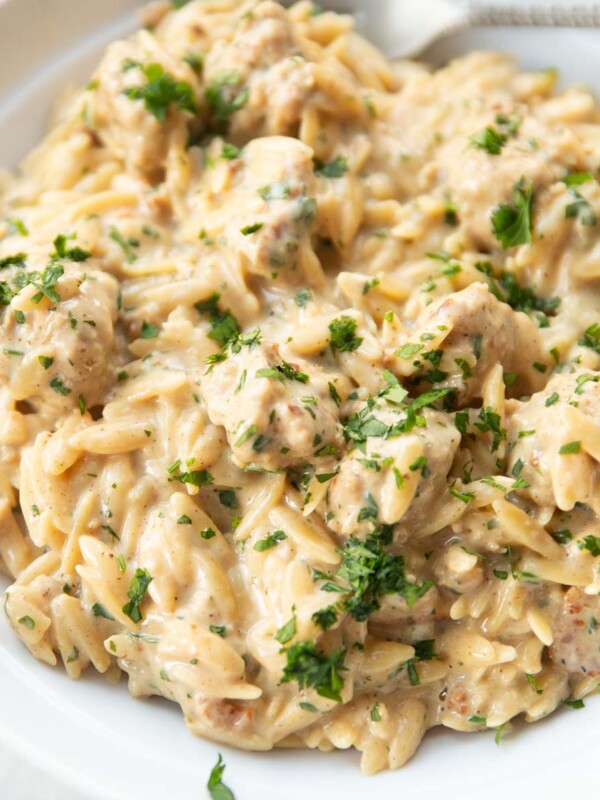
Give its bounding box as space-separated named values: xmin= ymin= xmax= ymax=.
xmin=109 ymin=227 xmax=138 ymax=263
xmin=314 ymin=155 xmax=348 ymax=178
xmin=333 ymin=534 xmax=432 ymax=621
xmin=469 ymin=125 xmax=507 ymax=155
xmin=52 ymin=234 xmax=91 ymax=262
xmin=217 ymin=489 xmax=237 ymax=510
xmin=491 ymin=178 xmax=533 ymax=249
xmin=565 ymin=190 xmax=596 ymax=226
xmin=49 ymin=377 xmax=71 ymax=396
xmin=0 ymin=253 xmax=27 ymax=269
xmin=207 ymin=754 xmax=236 ymax=800
xmin=124 ymin=63 xmax=197 ymax=121
xmin=205 ymin=72 xmax=249 ymax=133
xmin=311 ymin=606 xmax=338 ymax=631
xmin=38 ymin=355 xmax=54 ymax=370
xmin=329 ymin=316 xmax=363 ymax=354
xmin=275 ymin=612 xmax=297 ymax=645
xmin=222 ymin=142 xmax=241 ymax=159
xmin=254 ymin=530 xmax=287 ymax=552
xmin=196 ymin=292 xmax=240 ymax=348
xmin=295 ymin=289 xmax=312 ymax=308
xmin=256 ymin=361 xmax=309 ymax=383
xmin=240 ymin=222 xmax=264 ymax=235
xmin=559 ymin=441 xmax=581 ymax=455
xmin=92 ymin=603 xmax=115 ymax=620
xmin=578 ymin=535 xmax=600 ymax=557
xmin=170 ymin=468 xmax=213 ymax=486
xmin=526 ymin=673 xmax=543 ymax=694
xmin=280 ymin=641 xmax=347 ymax=702
xmin=140 ymin=320 xmax=159 ymax=339
xmin=122 ymin=568 xmax=153 ymax=623
xmin=257 ymin=182 xmax=290 ymax=201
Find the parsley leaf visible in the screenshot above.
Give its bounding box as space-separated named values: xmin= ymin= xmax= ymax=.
xmin=207 ymin=754 xmax=236 ymax=800
xmin=254 ymin=530 xmax=287 ymax=552
xmin=122 ymin=568 xmax=153 ymax=623
xmin=578 ymin=535 xmax=600 ymax=557
xmin=491 ymin=178 xmax=533 ymax=249
xmin=205 ymin=72 xmax=249 ymax=133
xmin=196 ymin=292 xmax=240 ymax=348
xmin=256 ymin=361 xmax=309 ymax=383
xmin=275 ymin=613 xmax=297 ymax=645
xmin=280 ymin=641 xmax=346 ymax=702
xmin=335 ymin=534 xmax=432 ymax=621
xmin=565 ymin=189 xmax=597 ymax=226
xmin=124 ymin=63 xmax=197 ymax=122
xmin=314 ymin=155 xmax=348 ymax=178
xmin=469 ymin=125 xmax=507 ymax=155
xmin=329 ymin=316 xmax=363 ymax=354
xmin=109 ymin=227 xmax=138 ymax=263
xmin=52 ymin=234 xmax=91 ymax=262
xmin=579 ymin=322 xmax=600 ymax=354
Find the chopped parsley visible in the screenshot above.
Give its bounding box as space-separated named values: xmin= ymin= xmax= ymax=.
xmin=563 ymin=171 xmax=594 ymax=186
xmin=92 ymin=603 xmax=115 ymax=620
xmin=311 ymin=605 xmax=338 ymax=631
xmin=207 ymin=754 xmax=236 ymax=800
xmin=0 ymin=253 xmax=27 ymax=269
xmin=254 ymin=530 xmax=287 ymax=552
xmin=329 ymin=316 xmax=363 ymax=354
xmin=196 ymin=292 xmax=240 ymax=349
xmin=49 ymin=377 xmax=71 ymax=396
xmin=18 ymin=615 xmax=35 ymax=630
xmin=565 ymin=190 xmax=597 ymax=226
xmin=314 ymin=155 xmax=348 ymax=178
xmin=240 ymin=222 xmax=264 ymax=236
xmin=123 ymin=62 xmax=197 ymax=121
xmin=205 ymin=72 xmax=249 ymax=133
xmin=280 ymin=641 xmax=346 ymax=703
xmin=563 ymin=698 xmax=585 ymax=710
xmin=217 ymin=489 xmax=237 ymax=510
xmin=469 ymin=125 xmax=507 ymax=155
xmin=328 ymin=533 xmax=433 ymax=621
xmin=109 ymin=227 xmax=138 ymax=263
xmin=256 ymin=361 xmax=309 ymax=383
xmin=526 ymin=673 xmax=543 ymax=694
xmin=491 ymin=177 xmax=533 ymax=249
xmin=222 ymin=142 xmax=241 ymax=159
xmin=559 ymin=441 xmax=581 ymax=455
xmin=468 ymin=715 xmax=487 ymax=725
xmin=38 ymin=355 xmax=54 ymax=370
xmin=295 ymin=289 xmax=312 ymax=308
xmin=578 ymin=535 xmax=600 ymax=557
xmin=52 ymin=234 xmax=91 ymax=262
xmin=275 ymin=612 xmax=297 ymax=645
xmin=579 ymin=323 xmax=600 ymax=355
xmin=122 ymin=568 xmax=153 ymax=623
xmin=257 ymin=182 xmax=290 ymax=201
xmin=140 ymin=320 xmax=159 ymax=339
xmin=169 ymin=468 xmax=213 ymax=486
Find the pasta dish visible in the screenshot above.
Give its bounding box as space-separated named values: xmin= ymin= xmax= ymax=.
xmin=3 ymin=0 xmax=600 ymax=775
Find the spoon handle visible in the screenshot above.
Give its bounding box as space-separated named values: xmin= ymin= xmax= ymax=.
xmin=466 ymin=1 xmax=600 ymax=27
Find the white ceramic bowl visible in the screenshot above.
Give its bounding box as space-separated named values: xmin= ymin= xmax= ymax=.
xmin=1 ymin=3 xmax=600 ymax=798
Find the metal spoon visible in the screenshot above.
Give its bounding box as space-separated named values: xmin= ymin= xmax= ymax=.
xmin=301 ymin=0 xmax=600 ymax=58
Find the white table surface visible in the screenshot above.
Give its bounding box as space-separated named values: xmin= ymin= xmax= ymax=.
xmin=0 ymin=747 xmax=82 ymax=800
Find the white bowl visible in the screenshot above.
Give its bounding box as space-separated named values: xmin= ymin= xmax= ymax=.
xmin=1 ymin=3 xmax=600 ymax=798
